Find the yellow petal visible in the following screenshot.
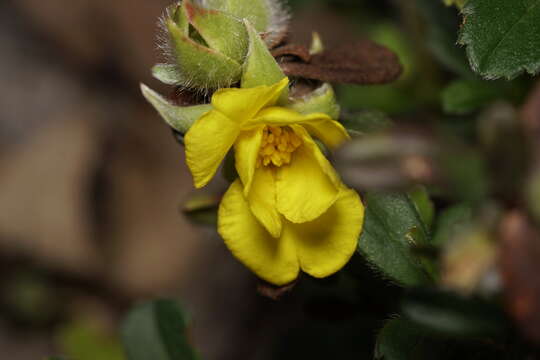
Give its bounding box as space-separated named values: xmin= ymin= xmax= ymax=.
xmin=247 ymin=167 xmax=282 ymax=238
xmin=211 ymin=78 xmax=289 ymax=123
xmin=276 ymin=125 xmax=341 ymax=223
xmin=252 ymin=107 xmax=349 ymax=149
xmin=234 ymin=126 xmax=264 ymax=195
xmin=218 ymin=180 xmax=299 ymax=286
xmin=283 ymin=187 xmax=364 ymax=278
xmin=185 ymin=110 xmax=240 ymax=188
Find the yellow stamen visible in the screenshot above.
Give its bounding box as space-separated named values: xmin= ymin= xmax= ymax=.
xmin=258 ymin=126 xmax=302 ymax=168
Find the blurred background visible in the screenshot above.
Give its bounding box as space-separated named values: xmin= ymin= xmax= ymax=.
xmin=0 ymin=0 xmax=509 ymax=359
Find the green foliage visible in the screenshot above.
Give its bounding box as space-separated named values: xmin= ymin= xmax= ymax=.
xmin=122 ymin=300 xmax=199 ymax=360
xmin=358 ymin=192 xmax=434 ymax=287
xmin=460 ymin=0 xmax=540 ymax=79
xmin=408 ymin=186 xmax=435 ymax=230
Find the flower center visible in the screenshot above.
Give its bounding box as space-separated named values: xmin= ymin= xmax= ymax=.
xmin=257 ymin=126 xmax=302 ymax=167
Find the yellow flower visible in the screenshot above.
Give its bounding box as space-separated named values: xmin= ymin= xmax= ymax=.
xmin=219 ymin=181 xmax=364 ymax=285
xmin=184 ymin=77 xmax=364 ymax=285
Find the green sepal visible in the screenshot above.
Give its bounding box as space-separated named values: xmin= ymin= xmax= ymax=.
xmin=170 ymin=2 xmax=189 ymax=34
xmin=140 ymin=84 xmax=211 ymax=134
xmin=287 ymin=83 xmax=340 ymax=119
xmin=241 ymin=20 xmax=287 ymax=101
xmin=152 ymin=64 xmax=185 ymax=86
xmin=167 ymin=18 xmax=242 ymax=89
xmin=205 ymin=0 xmax=272 ymax=34
xmin=183 ymin=0 xmax=248 ymax=63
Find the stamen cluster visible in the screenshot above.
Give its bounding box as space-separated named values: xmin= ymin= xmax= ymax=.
xmin=258 ymin=126 xmax=302 ymax=167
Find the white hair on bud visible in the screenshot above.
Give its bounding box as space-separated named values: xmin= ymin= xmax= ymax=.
xmin=156 ymin=3 xmax=178 ymax=68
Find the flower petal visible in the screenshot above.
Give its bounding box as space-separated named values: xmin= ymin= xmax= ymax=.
xmin=252 ymin=107 xmax=349 ymax=148
xmin=234 ymin=126 xmax=264 ymax=194
xmin=276 ymin=125 xmax=341 ymax=223
xmin=218 ymin=180 xmax=299 ymax=286
xmin=247 ymin=167 xmax=282 ymax=238
xmin=185 ymin=110 xmax=240 ymax=188
xmin=283 ymin=188 xmax=364 ymax=278
xmin=211 ymin=78 xmax=289 ymax=123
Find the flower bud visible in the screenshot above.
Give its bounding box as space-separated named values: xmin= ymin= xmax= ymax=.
xmin=155 ymin=0 xmax=288 ymax=90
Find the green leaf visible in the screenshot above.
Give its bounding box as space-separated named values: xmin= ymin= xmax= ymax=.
xmin=432 ymin=204 xmax=473 ymax=247
xmin=183 ymin=0 xmax=248 ymax=63
xmin=287 ymin=83 xmax=340 ymax=119
xmin=140 ymin=84 xmax=211 ymax=134
xmin=122 ymin=300 xmax=199 ymax=360
xmin=241 ymin=20 xmax=287 ymax=100
xmin=375 ymin=318 xmax=441 ymax=360
xmin=441 ymin=79 xmax=508 ymax=115
xmin=339 ymin=110 xmax=393 ymax=137
xmin=459 ymin=0 xmax=540 ymax=79
xmin=358 ymin=192 xmax=433 ymax=287
xmin=402 ymin=288 xmax=507 ymax=338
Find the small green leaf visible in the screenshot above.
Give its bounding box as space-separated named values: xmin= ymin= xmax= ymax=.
xmin=401 ymin=288 xmax=507 ymax=338
xmin=459 ymin=0 xmax=540 ymax=79
xmin=140 ymin=84 xmax=211 ymax=134
xmin=408 ymin=186 xmax=435 ymax=230
xmin=122 ymin=300 xmax=199 ymax=360
xmin=432 ymin=204 xmax=473 ymax=247
xmin=241 ymin=20 xmax=287 ymax=100
xmin=183 ymin=0 xmax=248 ymax=63
xmin=441 ymin=79 xmax=507 ymax=115
xmin=287 ymin=83 xmax=340 ymax=119
xmin=340 ymin=110 xmax=393 ymax=137
xmin=358 ymin=192 xmax=433 ymax=287
xmin=167 ymin=19 xmax=242 ymax=89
